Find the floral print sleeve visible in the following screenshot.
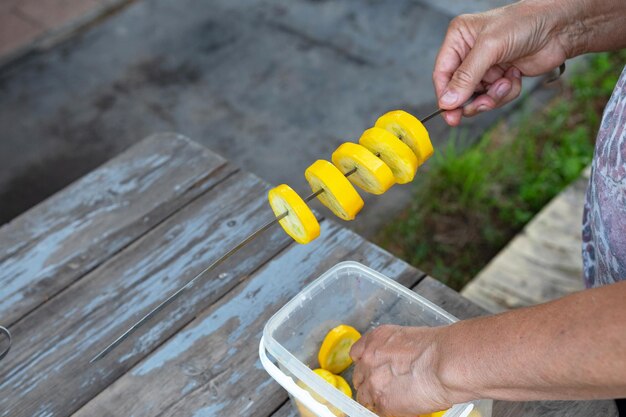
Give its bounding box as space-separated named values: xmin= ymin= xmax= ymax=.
xmin=582 ymin=65 xmax=626 ymax=288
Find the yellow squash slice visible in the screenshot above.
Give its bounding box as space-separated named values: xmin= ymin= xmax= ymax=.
xmin=296 ymin=369 xmax=352 ymax=417
xmin=296 ymin=368 xmax=337 ymax=403
xmin=375 ymin=110 xmax=434 ymax=165
xmin=329 ymin=374 xmax=352 ymax=417
xmin=318 ymin=324 xmax=362 ymax=374
xmin=331 ymin=142 xmax=395 ymax=195
xmin=313 ymin=368 xmax=338 ymax=386
xmin=268 ymin=184 xmax=320 ymax=244
xmin=359 ymin=127 xmax=418 ymax=184
xmin=296 ymin=369 xmax=338 ymax=417
xmin=305 ymin=160 xmax=364 ymax=221
xmin=333 ymin=375 xmax=352 ymax=398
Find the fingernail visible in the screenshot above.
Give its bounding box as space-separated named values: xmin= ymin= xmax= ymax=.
xmin=512 ymin=68 xmax=521 ymax=79
xmin=477 ymin=105 xmax=489 ymax=113
xmin=440 ymin=90 xmax=458 ymax=106
xmin=495 ymin=82 xmax=511 ymax=98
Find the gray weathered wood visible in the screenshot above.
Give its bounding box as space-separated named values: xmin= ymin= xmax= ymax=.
xmin=413 ymin=276 xmax=488 ymax=320
xmin=462 ymin=172 xmax=589 ymax=313
xmin=271 ymin=402 xmax=299 ymax=417
xmin=0 ymin=169 xmax=296 ymax=417
xmin=2 ymin=134 xmax=613 ymax=417
xmin=0 ymin=133 xmax=235 ymax=325
xmin=72 ymin=220 xmax=424 ymax=417
xmin=492 ymin=400 xmax=617 ymax=417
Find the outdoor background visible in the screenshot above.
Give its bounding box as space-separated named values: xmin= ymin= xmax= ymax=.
xmin=0 ymin=0 xmax=514 ymax=231
xmin=1 ymin=0 xmax=624 ymax=300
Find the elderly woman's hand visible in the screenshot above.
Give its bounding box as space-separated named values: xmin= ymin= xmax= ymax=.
xmin=433 ymin=0 xmax=626 ymax=126
xmin=349 ymin=324 xmax=463 ymax=416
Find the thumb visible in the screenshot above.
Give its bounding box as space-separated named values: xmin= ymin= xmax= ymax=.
xmin=350 ymin=336 xmax=366 ymax=361
xmin=440 ymin=42 xmax=498 ymax=109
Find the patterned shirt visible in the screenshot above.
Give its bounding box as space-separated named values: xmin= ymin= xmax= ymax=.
xmin=582 ymin=65 xmax=626 ymax=288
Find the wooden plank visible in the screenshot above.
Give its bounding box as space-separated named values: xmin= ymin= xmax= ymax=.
xmin=271 ymin=401 xmax=299 ymax=417
xmin=492 ymin=400 xmax=617 ymax=417
xmin=270 ymin=399 xmax=618 ymax=417
xmin=412 ymin=276 xmax=488 ymax=320
xmin=413 ymin=277 xmax=617 ymax=417
xmin=72 ymin=220 xmax=424 ymax=417
xmin=0 ymin=169 xmax=297 ymax=417
xmin=461 ymin=173 xmax=588 ymax=313
xmin=0 ymin=133 xmax=235 ymax=325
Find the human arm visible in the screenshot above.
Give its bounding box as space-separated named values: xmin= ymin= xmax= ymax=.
xmin=350 ymin=280 xmax=626 ymax=416
xmin=433 ymin=0 xmax=626 ymax=126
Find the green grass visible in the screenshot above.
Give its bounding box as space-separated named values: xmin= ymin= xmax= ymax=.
xmin=375 ymin=51 xmax=626 ymax=291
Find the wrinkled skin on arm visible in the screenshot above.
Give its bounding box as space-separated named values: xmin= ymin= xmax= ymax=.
xmin=350 ymin=281 xmax=626 ymax=416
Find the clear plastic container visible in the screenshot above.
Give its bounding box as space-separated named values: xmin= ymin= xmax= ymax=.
xmin=259 ymin=261 xmax=492 ymax=417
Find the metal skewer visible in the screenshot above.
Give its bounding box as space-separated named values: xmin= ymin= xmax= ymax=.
xmin=419 ymin=108 xmax=445 ymax=124
xmin=303 ymin=167 xmax=357 ymax=202
xmin=90 ymin=212 xmax=287 ymax=363
xmin=90 ymin=106 xmax=445 ymax=363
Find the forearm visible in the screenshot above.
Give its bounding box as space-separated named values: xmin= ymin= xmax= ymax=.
xmin=551 ymin=0 xmax=626 ymax=57
xmin=439 ymin=281 xmax=626 ymax=403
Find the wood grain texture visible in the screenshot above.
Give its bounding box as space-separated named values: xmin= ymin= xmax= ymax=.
xmin=271 ymin=401 xmax=299 ymax=417
xmin=0 ymin=169 xmax=296 ymax=417
xmin=412 ymin=276 xmax=488 ymax=320
xmin=72 ymin=220 xmax=423 ymax=417
xmin=493 ymin=399 xmax=617 ymax=417
xmin=0 ymin=133 xmax=235 ymax=325
xmin=462 ymin=173 xmax=589 ymax=313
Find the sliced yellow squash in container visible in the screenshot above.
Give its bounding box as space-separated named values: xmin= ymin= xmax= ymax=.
xmin=359 ymin=127 xmax=418 ymax=184
xmin=318 ymin=324 xmax=361 ymax=374
xmin=329 ymin=374 xmax=352 ymax=417
xmin=295 ymin=369 xmax=340 ymax=417
xmin=375 ymin=110 xmax=434 ymax=165
xmin=268 ymin=184 xmax=320 ymax=244
xmin=305 ymin=160 xmax=364 ymax=221
xmin=331 ymin=142 xmax=395 ymax=195
xmin=313 ymin=368 xmax=338 ymax=386
xmin=333 ymin=375 xmax=352 ymax=398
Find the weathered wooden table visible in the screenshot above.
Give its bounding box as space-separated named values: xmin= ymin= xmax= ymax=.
xmin=0 ymin=134 xmax=616 ymax=417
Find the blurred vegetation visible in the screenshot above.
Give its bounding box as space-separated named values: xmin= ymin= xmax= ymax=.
xmin=376 ymin=50 xmax=626 ymax=291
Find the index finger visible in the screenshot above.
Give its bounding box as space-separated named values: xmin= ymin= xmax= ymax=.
xmin=432 ymin=23 xmax=470 ymax=99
